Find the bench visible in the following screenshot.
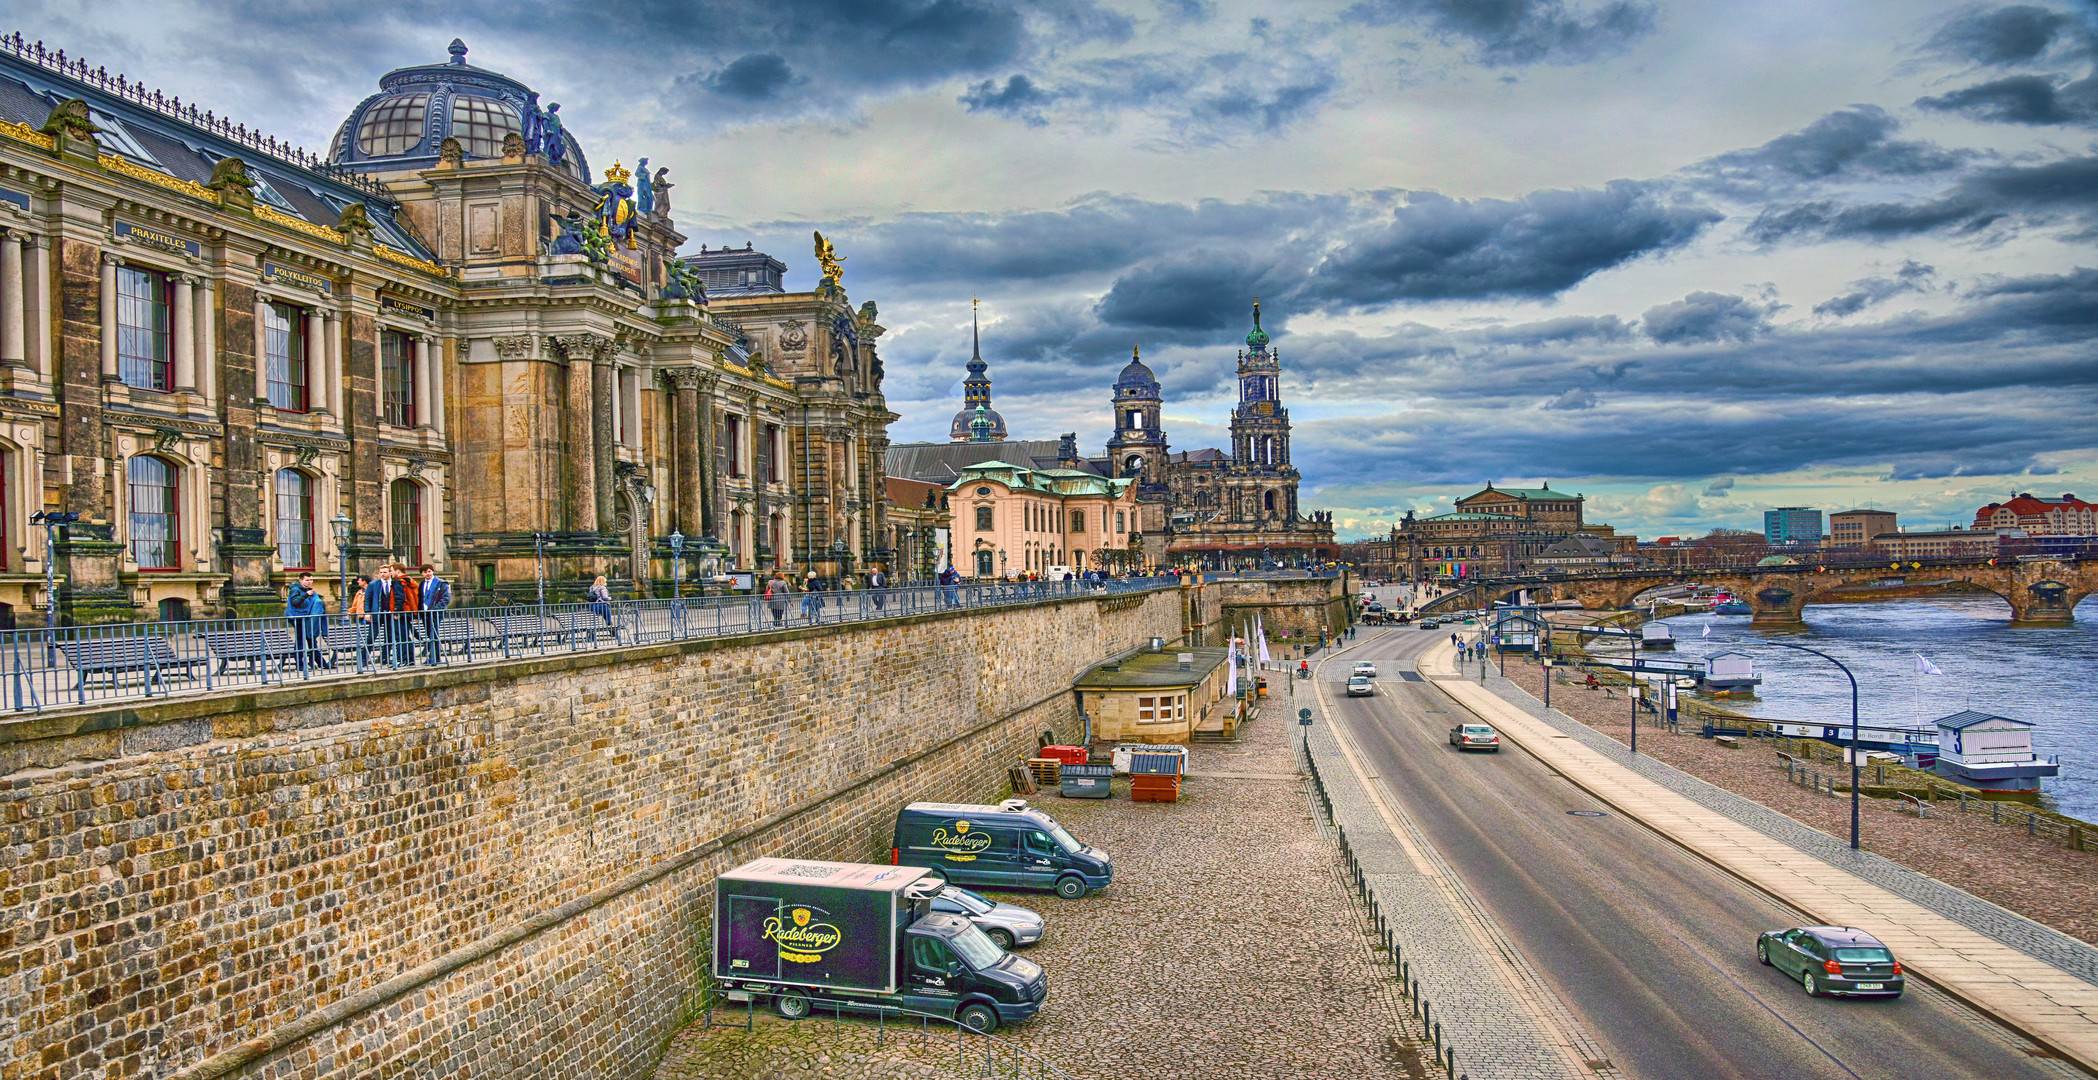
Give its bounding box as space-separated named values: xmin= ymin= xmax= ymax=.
xmin=203 ymin=628 xmax=307 ymax=675
xmin=549 ymin=610 xmax=625 ymax=644
xmin=60 ymin=636 xmax=206 ymax=691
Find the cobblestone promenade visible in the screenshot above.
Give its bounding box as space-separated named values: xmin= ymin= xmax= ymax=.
xmin=653 ymin=709 xmax=1430 ymax=1080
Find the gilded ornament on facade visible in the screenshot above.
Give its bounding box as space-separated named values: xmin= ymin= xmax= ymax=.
xmin=811 ymin=231 xmax=844 ymax=284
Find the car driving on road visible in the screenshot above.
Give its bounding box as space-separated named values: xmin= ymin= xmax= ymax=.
xmin=1757 ymin=926 xmax=1905 ymax=998
xmin=1347 ymin=677 xmax=1376 ymax=697
xmin=1418 ymin=619 xmax=1440 ymax=629
xmin=1449 ymin=723 xmax=1500 ymax=751
xmin=1352 ymin=661 xmax=1378 ymax=679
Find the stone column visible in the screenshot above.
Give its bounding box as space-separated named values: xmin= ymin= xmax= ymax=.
xmin=427 ymin=336 xmax=446 ymax=435
xmin=303 ymin=307 xmax=325 ymax=413
xmin=592 ymin=344 xmax=616 ymax=529
xmin=695 ymin=376 xmax=719 ymax=539
xmin=414 ymin=334 xmax=433 ymax=429
xmin=171 ymin=274 xmax=195 ymax=392
xmin=29 ymin=234 xmax=49 ymax=377
xmin=670 ymin=368 xmax=701 ymax=535
xmin=195 ymin=276 xmax=215 ymax=404
xmin=326 ymin=311 xmax=345 ymax=417
xmin=253 ymin=292 xmax=271 ymax=399
xmin=100 ymin=253 xmax=120 ymax=381
xmin=0 ymin=231 xmax=23 ymax=366
xmin=609 ymin=365 xmax=624 ymax=446
xmin=556 ymin=336 xmax=599 ymax=533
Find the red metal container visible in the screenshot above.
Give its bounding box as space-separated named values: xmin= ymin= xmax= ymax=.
xmin=1039 ymin=745 xmax=1089 ymax=765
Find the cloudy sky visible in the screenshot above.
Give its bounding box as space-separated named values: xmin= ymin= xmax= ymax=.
xmin=18 ymin=0 xmax=2098 ymax=539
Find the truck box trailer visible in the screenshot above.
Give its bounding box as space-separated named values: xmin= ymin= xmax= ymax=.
xmin=712 ymin=858 xmax=1048 ymax=1032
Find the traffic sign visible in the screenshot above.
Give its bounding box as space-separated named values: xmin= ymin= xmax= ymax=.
xmin=1298 ymin=708 xmax=1313 ymax=726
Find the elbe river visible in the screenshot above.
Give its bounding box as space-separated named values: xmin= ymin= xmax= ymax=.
xmin=1649 ymin=597 xmax=2098 ymax=820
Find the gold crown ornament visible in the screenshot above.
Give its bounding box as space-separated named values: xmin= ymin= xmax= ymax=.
xmin=604 ymin=160 xmax=631 ymax=185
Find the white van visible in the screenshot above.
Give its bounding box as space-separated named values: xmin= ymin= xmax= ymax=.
xmin=1044 ymin=565 xmax=1078 ymax=580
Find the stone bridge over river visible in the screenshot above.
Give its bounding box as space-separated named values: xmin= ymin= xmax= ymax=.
xmin=1421 ymin=555 xmax=2098 ymax=627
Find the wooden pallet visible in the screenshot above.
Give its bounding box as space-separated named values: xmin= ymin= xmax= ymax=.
xmin=1026 ymin=758 xmax=1062 ymax=787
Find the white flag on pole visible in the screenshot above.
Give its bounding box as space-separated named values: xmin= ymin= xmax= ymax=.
xmin=1701 ymin=624 xmax=1712 ymax=638
xmin=1226 ymin=635 xmax=1240 ymax=697
xmin=1916 ymin=654 xmax=1945 ymax=676
xmin=1256 ymin=614 xmax=1272 ymax=665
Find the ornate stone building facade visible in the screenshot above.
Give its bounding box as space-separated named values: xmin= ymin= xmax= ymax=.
xmin=889 ymin=302 xmax=1333 ymax=570
xmin=0 ymin=35 xmax=892 ymax=621
xmin=1390 ymin=482 xmax=1635 ymax=578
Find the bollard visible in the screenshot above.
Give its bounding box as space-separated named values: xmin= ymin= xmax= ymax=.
xmin=1433 ymin=1020 xmax=1442 ymax=1056
xmin=1446 ymin=1047 xmax=1456 ymax=1078
xmin=1423 ymin=999 xmax=1431 ymax=1031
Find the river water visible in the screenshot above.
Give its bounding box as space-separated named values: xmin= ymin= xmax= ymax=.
xmin=1644 ymin=597 xmax=2098 ymax=819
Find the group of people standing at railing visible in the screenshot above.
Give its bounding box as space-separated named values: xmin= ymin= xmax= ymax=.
xmin=284 ymin=561 xmax=453 ymax=668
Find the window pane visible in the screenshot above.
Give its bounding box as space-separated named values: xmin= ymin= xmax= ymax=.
xmin=381 ymin=330 xmax=415 ymax=426
xmin=389 ymin=480 xmax=423 ymax=567
xmin=116 ymin=266 xmax=171 ymax=392
xmin=127 ymin=456 xmax=179 ymax=569
xmin=265 ymin=303 xmax=308 ymax=412
xmin=451 ymin=96 xmax=520 ymax=160
xmin=274 ymin=469 xmax=313 ymax=569
xmin=356 ymin=94 xmax=430 ymax=156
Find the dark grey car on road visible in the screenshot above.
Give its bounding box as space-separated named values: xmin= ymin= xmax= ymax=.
xmin=1758 ymin=926 xmax=1905 ymax=998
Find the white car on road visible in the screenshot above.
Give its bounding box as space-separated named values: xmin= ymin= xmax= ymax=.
xmin=1352 ymin=661 xmax=1378 ymax=679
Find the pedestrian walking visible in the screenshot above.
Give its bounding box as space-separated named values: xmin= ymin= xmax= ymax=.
xmin=285 ymin=571 xmax=330 ymax=670
xmin=348 ymin=573 xmax=372 ymax=663
xmin=362 ymin=565 xmax=408 ymax=666
xmin=764 ymin=572 xmax=790 ymax=627
xmin=868 ymin=565 xmax=888 ymax=613
xmin=419 ymin=565 xmax=451 ymax=664
xmin=801 ymin=571 xmax=825 ymax=622
xmin=587 ymin=574 xmax=618 ymax=642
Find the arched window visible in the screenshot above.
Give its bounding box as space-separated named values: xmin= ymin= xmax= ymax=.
xmin=771 ymin=515 xmax=786 ymax=567
xmin=127 ymin=456 xmax=180 ymax=569
xmin=1264 ymin=490 xmax=1277 ymax=512
xmin=274 ymin=469 xmax=315 ymax=569
xmin=389 ymin=479 xmax=423 ymax=566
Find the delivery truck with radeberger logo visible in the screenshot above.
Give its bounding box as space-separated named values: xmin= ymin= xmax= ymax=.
xmin=712 ymin=858 xmax=1049 ymax=1033
xmin=891 ymin=800 xmax=1114 ymax=898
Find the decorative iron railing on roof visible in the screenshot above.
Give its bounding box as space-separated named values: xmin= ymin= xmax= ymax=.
xmin=1 ymin=31 xmax=397 ymax=205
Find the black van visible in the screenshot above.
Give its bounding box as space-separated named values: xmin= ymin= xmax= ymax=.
xmin=892 ymin=799 xmax=1113 ymax=899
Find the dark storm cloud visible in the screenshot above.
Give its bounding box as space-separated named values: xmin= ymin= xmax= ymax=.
xmin=1641 ymin=292 xmax=1776 ymax=344
xmin=1745 ymin=155 xmax=2098 ymax=242
xmin=1348 ymin=0 xmax=1657 ymax=65
xmin=1702 ymin=477 xmax=1735 ymax=498
xmin=704 ymin=54 xmax=800 ymax=101
xmin=1094 ymin=252 xmax=1281 ymax=330
xmin=1689 ymin=106 xmax=1969 ymax=194
xmin=1307 ymin=184 xmax=1721 ymax=305
xmin=1813 ymin=261 xmax=1936 ymax=318
xmin=1925 ymin=5 xmax=2075 ymax=65
xmin=959 ymin=74 xmax=1057 ymax=124
xmin=1917 ymin=73 xmax=2098 ymax=125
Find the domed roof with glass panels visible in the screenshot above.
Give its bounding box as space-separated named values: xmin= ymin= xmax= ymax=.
xmin=329 ymin=39 xmax=589 ymax=180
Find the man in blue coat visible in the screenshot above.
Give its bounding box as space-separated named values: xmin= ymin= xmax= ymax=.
xmin=284 ymin=571 xmax=329 ymax=670
xmin=419 ymin=565 xmax=452 ymax=664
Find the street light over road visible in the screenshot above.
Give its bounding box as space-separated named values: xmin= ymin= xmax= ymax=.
xmin=1739 ymin=638 xmax=1864 ymax=850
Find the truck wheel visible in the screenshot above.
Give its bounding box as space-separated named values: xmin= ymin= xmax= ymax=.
xmin=958 ymin=1003 xmax=998 ymax=1034
xmin=986 ymin=927 xmax=1015 ymax=950
xmin=1055 ymin=876 xmax=1089 ymax=900
xmin=776 ymin=992 xmax=812 ymax=1020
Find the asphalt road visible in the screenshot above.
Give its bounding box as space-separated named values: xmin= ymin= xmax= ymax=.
xmin=1319 ymin=625 xmax=2075 ymax=1080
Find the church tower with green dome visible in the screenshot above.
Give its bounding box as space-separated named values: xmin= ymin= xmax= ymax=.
xmin=1230 ymin=300 xmax=1293 ymax=487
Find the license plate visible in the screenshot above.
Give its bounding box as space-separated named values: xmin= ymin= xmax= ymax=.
xmin=1854 ymin=982 xmax=1884 ymax=990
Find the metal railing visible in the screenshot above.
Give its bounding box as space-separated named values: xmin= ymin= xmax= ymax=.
xmin=0 ymin=576 xmax=1179 ymax=715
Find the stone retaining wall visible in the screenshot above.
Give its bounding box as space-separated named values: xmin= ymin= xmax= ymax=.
xmin=6 ymin=587 xmax=1187 ymax=1080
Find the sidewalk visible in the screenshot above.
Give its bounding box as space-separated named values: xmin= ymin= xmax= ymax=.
xmin=1421 ymin=641 xmax=2098 ymax=1073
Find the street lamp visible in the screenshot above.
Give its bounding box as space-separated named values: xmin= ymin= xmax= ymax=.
xmin=331 ymin=513 xmax=353 ymax=615
xmin=28 ymin=510 xmax=79 ymax=635
xmin=669 ymin=531 xmax=685 ymax=598
xmin=998 ymin=548 xmax=1006 ymax=578
xmin=1742 ymin=639 xmax=1863 ymax=850
xmin=533 ymin=533 xmax=549 ymax=612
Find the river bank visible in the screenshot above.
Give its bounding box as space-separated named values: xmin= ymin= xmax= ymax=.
xmin=1487 ymin=649 xmax=2098 ymax=946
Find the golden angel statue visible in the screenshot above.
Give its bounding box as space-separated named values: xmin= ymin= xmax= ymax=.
xmin=812 ymin=230 xmax=845 ymax=283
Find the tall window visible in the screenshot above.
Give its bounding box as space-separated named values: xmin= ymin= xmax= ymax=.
xmin=264 ymin=302 xmax=309 ymax=412
xmin=724 ymin=415 xmax=743 ymax=477
xmin=274 ymin=469 xmax=314 ymax=569
xmin=730 ymin=512 xmax=745 ymax=563
xmin=115 ymin=266 xmax=173 ymax=392
xmin=1071 ymin=510 xmax=1084 ymax=533
xmin=976 ymin=506 xmax=993 ymax=531
xmin=1116 ymin=511 xmax=1126 ymax=533
xmin=764 ymin=425 xmax=781 ymax=482
xmin=127 ymin=456 xmax=179 ymax=569
xmin=389 ymin=479 xmax=423 ymax=566
xmin=770 ymin=515 xmax=785 ymax=567
xmin=381 ymin=330 xmax=415 ymax=427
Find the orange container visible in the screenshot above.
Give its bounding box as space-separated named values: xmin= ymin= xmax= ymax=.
xmin=1130 ymin=774 xmax=1181 ymax=803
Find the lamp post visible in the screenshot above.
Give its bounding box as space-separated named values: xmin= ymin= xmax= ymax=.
xmin=331 ymin=514 xmax=353 ymax=615
xmin=29 ymin=511 xmax=79 ymax=637
xmin=1743 ymin=639 xmax=1863 ymax=850
xmin=998 ymin=548 xmax=1006 ymax=579
xmin=1629 ymin=631 xmax=1641 ymax=756
xmin=533 ymin=533 xmax=548 ymax=612
xmin=669 ymin=531 xmax=685 ymax=599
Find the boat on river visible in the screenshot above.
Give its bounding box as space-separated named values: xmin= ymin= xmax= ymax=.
xmin=1701 ymin=650 xmax=1762 ymax=692
xmin=1640 ymin=623 xmax=1676 ymax=650
xmin=1713 ymin=600 xmax=1751 ymax=615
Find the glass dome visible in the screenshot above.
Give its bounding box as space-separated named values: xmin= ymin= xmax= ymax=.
xmin=331 ymin=39 xmax=587 ymax=180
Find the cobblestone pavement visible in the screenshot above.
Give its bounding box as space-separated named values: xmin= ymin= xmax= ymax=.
xmin=1461 ymin=659 xmax=2098 ymax=989
xmin=652 ymin=708 xmax=1431 ymax=1080
xmin=1297 ymin=656 xmax=1604 ymax=1080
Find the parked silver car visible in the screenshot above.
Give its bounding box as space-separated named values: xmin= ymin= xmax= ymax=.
xmin=927 ymin=885 xmax=1045 ymax=950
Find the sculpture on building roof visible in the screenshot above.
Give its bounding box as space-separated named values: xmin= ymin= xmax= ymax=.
xmin=206 ymin=157 xmax=256 ymax=209
xmin=438 ymin=136 xmax=465 ymax=166
xmin=651 ymin=166 xmax=673 ymax=215
xmin=636 ymin=157 xmax=653 ymax=215
xmin=542 ymin=103 xmax=566 ymax=165
xmin=812 ymin=230 xmax=844 ymax=284
xmin=336 ymin=202 xmax=375 ymax=242
xmin=593 ymin=161 xmax=638 ymax=249
xmin=552 ymin=208 xmax=590 ymax=256
xmin=521 ymin=92 xmax=546 ymax=154
xmin=38 ymin=98 xmax=100 ymax=141
xmin=663 ymin=258 xmax=706 ymax=302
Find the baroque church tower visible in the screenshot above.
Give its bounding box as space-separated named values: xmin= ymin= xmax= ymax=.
xmin=949 ymin=300 xmax=1008 ymax=442
xmin=1105 ymin=346 xmax=1170 ymax=490
xmin=1226 ymin=301 xmax=1300 ymax=520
